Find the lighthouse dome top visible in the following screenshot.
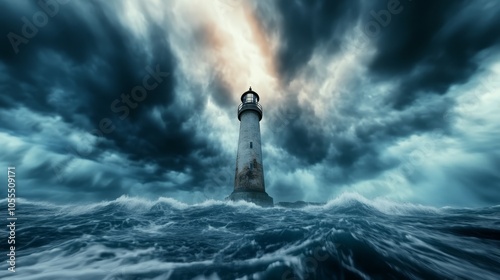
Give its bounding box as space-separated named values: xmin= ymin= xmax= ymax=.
xmin=241 ymin=86 xmax=260 ymax=103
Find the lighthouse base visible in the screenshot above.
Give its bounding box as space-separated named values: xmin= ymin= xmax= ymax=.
xmin=227 ymin=191 xmax=274 ymax=207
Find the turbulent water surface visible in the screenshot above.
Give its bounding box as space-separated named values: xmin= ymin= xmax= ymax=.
xmin=2 ymin=193 xmax=500 ymax=280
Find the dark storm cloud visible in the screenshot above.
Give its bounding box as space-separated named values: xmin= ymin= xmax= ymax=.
xmin=253 ymin=0 xmax=500 ymax=205
xmin=332 ymin=99 xmax=450 ymax=180
xmin=274 ymin=0 xmax=361 ymax=81
xmin=0 ymin=0 xmax=222 ymax=200
xmin=1 ymin=0 xmax=498 ymax=206
xmin=269 ymin=95 xmax=330 ymax=165
xmin=367 ymin=0 xmax=500 ymax=108
xmin=207 ymin=74 xmax=235 ymax=110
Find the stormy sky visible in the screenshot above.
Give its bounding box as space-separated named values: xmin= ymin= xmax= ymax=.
xmin=0 ymin=0 xmax=499 ymax=207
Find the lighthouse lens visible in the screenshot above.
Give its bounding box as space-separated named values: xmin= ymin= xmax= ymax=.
xmin=245 ymin=94 xmax=256 ymax=103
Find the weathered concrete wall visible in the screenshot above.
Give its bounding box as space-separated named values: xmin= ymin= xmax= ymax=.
xmin=234 ymin=110 xmax=265 ymax=192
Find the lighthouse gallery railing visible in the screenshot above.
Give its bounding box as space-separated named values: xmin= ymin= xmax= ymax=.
xmin=238 ymin=102 xmax=262 ymax=114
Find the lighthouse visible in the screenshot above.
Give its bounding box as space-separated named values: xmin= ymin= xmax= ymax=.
xmin=227 ymin=87 xmax=273 ymax=207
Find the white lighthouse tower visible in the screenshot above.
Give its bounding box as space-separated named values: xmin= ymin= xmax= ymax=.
xmin=227 ymin=87 xmax=273 ymax=207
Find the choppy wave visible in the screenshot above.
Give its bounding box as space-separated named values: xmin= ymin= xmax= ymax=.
xmin=1 ymin=193 xmax=499 ymax=279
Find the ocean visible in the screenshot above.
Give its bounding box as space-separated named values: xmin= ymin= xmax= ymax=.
xmin=1 ymin=193 xmax=500 ymax=280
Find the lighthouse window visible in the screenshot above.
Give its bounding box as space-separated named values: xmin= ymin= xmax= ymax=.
xmin=250 ymin=142 xmax=253 ymax=149
xmin=245 ymin=94 xmax=256 ymax=103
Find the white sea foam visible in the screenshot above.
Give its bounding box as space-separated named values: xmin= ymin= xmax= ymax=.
xmin=2 ymin=192 xmax=498 ymax=280
xmin=0 ymin=192 xmax=470 ymax=218
xmin=156 ymin=196 xmax=190 ymax=209
xmin=4 ymin=238 xmax=214 ymax=280
xmin=188 ymin=197 xmax=266 ymax=209
xmin=303 ymin=192 xmax=440 ymax=215
xmin=55 ymin=195 xmax=189 ymax=215
xmin=4 ymin=191 xmax=498 ymax=215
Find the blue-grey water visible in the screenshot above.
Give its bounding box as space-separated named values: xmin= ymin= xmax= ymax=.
xmin=1 ymin=193 xmax=500 ymax=280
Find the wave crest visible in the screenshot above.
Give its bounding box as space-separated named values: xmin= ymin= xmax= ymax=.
xmin=1 ymin=193 xmax=451 ymax=216
xmin=304 ymin=192 xmax=440 ymax=215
